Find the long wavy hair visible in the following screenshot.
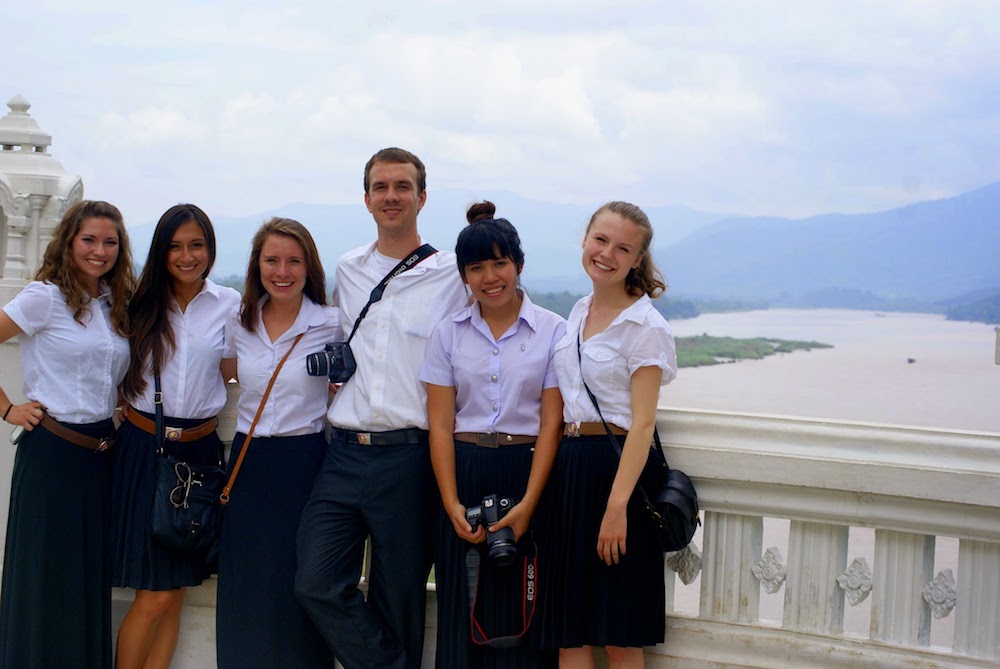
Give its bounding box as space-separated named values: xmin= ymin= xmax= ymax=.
xmin=35 ymin=199 xmax=133 ymax=334
xmin=585 ymin=201 xmax=667 ymax=298
xmin=122 ymin=204 xmax=217 ymax=400
xmin=238 ymin=218 xmax=327 ymax=333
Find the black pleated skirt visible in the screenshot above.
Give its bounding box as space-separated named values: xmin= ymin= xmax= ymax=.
xmin=0 ymin=419 xmax=115 ymax=669
xmin=216 ymin=432 xmax=334 ymax=669
xmin=434 ymin=440 xmax=556 ymax=669
xmin=111 ymin=412 xmax=223 ymax=590
xmin=533 ymin=435 xmax=664 ymax=650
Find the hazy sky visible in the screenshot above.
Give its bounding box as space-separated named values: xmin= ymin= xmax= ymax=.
xmin=3 ymin=0 xmax=999 ymax=227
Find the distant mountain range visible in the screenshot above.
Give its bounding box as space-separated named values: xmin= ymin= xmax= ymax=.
xmin=127 ymin=181 xmax=1000 ymax=305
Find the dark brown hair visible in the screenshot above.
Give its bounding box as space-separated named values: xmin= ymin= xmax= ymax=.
xmin=238 ymin=218 xmax=327 ymax=332
xmin=122 ymin=204 xmax=217 ymax=399
xmin=35 ymin=199 xmax=133 ymax=334
xmin=586 ymin=201 xmax=666 ymax=298
xmin=363 ymin=147 xmax=427 ymax=194
xmin=455 ymin=201 xmax=525 ymax=280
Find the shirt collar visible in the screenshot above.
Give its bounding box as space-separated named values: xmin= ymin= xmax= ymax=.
xmin=581 ymin=292 xmax=653 ymax=328
xmin=456 ymin=289 xmax=538 ymax=334
xmin=360 ymin=238 xmax=446 ymax=275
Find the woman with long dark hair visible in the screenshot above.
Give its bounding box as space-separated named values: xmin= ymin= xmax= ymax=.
xmin=536 ymin=202 xmax=677 ymax=669
xmin=216 ymin=217 xmax=338 ymax=669
xmin=0 ymin=200 xmax=134 ymax=668
xmin=111 ymin=203 xmax=240 ymax=669
xmin=420 ymin=201 xmax=564 ymax=669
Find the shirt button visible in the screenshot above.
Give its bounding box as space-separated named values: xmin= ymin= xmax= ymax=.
xmin=492 ymin=403 xmax=498 ymax=412
xmin=492 ymin=348 xmax=499 ymax=356
xmin=490 ymin=374 xmax=497 ymax=382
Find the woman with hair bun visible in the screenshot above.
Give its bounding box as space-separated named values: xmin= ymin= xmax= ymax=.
xmin=535 ymin=201 xmax=677 ymax=668
xmin=112 ymin=203 xmax=241 ymax=669
xmin=0 ymin=200 xmax=134 ymax=668
xmin=420 ymin=201 xmax=564 ymax=669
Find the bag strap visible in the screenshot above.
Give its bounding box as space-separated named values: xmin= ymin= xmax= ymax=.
xmin=220 ymin=332 xmax=304 ymax=505
xmin=344 ymin=243 xmax=437 ymax=344
xmin=576 ymin=331 xmax=666 ymax=511
xmin=153 ymin=371 xmax=165 ymax=454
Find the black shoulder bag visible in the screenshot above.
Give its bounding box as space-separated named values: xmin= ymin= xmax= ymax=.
xmin=150 ymin=372 xmax=227 ymax=554
xmin=312 ymin=244 xmax=437 ymax=383
xmin=577 ymin=333 xmax=700 ymax=552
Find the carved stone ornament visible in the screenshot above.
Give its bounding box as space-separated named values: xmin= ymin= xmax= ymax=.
xmin=922 ymin=569 xmax=957 ymax=619
xmin=751 ymin=547 xmax=787 ymax=594
xmin=666 ymin=543 xmax=702 ymax=585
xmin=836 ymin=557 xmax=873 ymax=606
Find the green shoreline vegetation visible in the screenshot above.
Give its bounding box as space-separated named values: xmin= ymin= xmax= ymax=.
xmin=676 ymin=334 xmax=832 ymax=368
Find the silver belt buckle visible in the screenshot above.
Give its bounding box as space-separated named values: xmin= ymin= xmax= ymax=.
xmin=356 ymin=432 xmax=371 ymax=445
xmin=567 ymin=421 xmax=581 ymax=438
xmin=165 ymin=426 xmax=184 ymax=441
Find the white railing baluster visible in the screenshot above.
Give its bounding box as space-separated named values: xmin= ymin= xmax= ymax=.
xmin=783 ymin=521 xmax=848 ymax=633
xmin=871 ymin=530 xmax=934 ymax=645
xmin=700 ymin=511 xmax=762 ymax=623
xmin=954 ymin=539 xmax=1000 ymax=659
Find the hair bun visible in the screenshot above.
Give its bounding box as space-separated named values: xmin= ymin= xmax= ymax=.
xmin=466 ymin=200 xmax=497 ymax=225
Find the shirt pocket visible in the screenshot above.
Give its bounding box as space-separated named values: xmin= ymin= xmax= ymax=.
xmin=580 ymin=341 xmax=625 ymax=398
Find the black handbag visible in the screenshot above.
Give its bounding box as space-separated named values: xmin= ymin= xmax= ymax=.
xmin=150 ymin=373 xmax=226 ymax=554
xmin=577 ymin=334 xmax=700 ymax=552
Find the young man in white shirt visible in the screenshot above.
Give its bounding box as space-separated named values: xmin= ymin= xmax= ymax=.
xmin=295 ymin=148 xmax=469 ymax=669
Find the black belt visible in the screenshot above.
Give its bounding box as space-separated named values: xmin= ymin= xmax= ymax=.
xmin=332 ymin=427 xmax=427 ymax=446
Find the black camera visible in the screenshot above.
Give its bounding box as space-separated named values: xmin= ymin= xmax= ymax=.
xmin=466 ymin=494 xmax=518 ymax=566
xmin=305 ymin=342 xmax=357 ymax=383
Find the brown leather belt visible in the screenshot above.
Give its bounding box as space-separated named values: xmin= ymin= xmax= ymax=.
xmin=564 ymin=421 xmax=627 ymax=438
xmin=454 ymin=432 xmax=536 ymax=447
xmin=40 ymin=414 xmax=113 ymax=452
xmin=125 ymin=407 xmax=218 ymax=443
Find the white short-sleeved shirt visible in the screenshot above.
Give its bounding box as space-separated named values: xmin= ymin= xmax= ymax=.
xmin=554 ymin=293 xmax=677 ymax=430
xmin=327 ymin=241 xmax=469 ymax=432
xmin=130 ymin=279 xmax=241 ymax=419
xmin=3 ymin=280 xmax=129 ymax=423
xmin=224 ymin=296 xmax=341 ymax=437
xmin=419 ymin=292 xmax=566 ymax=435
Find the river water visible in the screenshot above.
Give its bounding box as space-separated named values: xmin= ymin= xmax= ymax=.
xmin=660 ymin=309 xmax=998 ymax=645
xmin=664 ymin=308 xmax=1000 ymax=433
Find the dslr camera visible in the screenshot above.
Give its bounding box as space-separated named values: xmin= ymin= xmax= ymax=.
xmin=305 ymin=342 xmax=357 ymax=383
xmin=466 ymin=494 xmax=518 ymax=566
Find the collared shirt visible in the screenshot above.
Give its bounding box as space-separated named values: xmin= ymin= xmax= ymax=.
xmin=131 ymin=279 xmax=241 ymax=419
xmin=224 ymin=296 xmax=341 ymax=437
xmin=554 ymin=293 xmax=677 ymax=430
xmin=328 ymin=240 xmax=469 ymax=432
xmin=3 ymin=280 xmax=129 ymax=423
xmin=419 ymin=292 xmax=566 ymax=435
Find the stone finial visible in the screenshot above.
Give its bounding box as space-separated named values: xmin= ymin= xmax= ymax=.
xmin=7 ymin=95 xmax=31 ymax=115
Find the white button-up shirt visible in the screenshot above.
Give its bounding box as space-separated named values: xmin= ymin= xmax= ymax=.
xmin=554 ymin=293 xmax=677 ymax=430
xmin=131 ymin=279 xmax=241 ymax=419
xmin=3 ymin=281 xmax=129 ymax=423
xmin=328 ymin=241 xmax=469 ymax=432
xmin=224 ymin=296 xmax=341 ymax=437
xmin=419 ymin=292 xmax=566 ymax=435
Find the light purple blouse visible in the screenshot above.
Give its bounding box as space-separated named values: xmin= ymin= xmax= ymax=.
xmin=419 ymin=292 xmax=566 ymax=436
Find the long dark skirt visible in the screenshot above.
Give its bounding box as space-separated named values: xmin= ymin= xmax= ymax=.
xmin=216 ymin=432 xmax=334 ymax=669
xmin=434 ymin=440 xmax=556 ymax=669
xmin=533 ymin=435 xmax=665 ymax=650
xmin=111 ymin=412 xmax=222 ymax=589
xmin=0 ymin=419 xmax=115 ymax=669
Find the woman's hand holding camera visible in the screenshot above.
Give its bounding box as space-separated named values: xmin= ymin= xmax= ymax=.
xmin=489 ymin=501 xmax=532 ymax=543
xmin=3 ymin=401 xmax=45 ymax=430
xmin=448 ymin=502 xmax=486 ymax=544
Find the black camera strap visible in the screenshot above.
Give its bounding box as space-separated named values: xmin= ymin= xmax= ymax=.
xmin=344 ymin=243 xmax=438 ymax=344
xmin=465 ymin=537 xmax=538 ymax=648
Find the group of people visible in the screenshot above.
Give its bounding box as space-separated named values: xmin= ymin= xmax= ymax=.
xmin=0 ymin=147 xmax=677 ymax=669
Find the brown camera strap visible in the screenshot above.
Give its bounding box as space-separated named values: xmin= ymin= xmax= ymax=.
xmin=220 ymin=332 xmax=304 ymax=505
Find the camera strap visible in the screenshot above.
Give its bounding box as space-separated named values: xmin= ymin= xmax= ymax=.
xmin=465 ymin=536 xmax=538 ymax=648
xmin=345 ymin=243 xmax=438 ymax=344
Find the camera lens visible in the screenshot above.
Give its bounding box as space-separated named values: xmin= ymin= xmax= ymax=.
xmin=305 ymin=351 xmax=329 ymax=377
xmin=487 ymin=527 xmax=518 ymax=566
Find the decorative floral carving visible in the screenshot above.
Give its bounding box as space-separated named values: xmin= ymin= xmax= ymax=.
xmin=666 ymin=543 xmax=702 ymax=585
xmin=836 ymin=557 xmax=873 ymax=606
xmin=751 ymin=547 xmax=787 ymax=594
xmin=922 ymin=569 xmax=957 ymax=619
